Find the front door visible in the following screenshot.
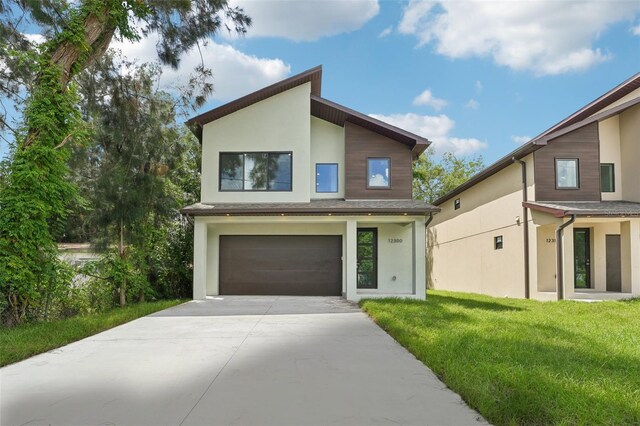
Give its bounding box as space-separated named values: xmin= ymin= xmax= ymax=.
xmin=357 ymin=228 xmax=377 ymax=289
xmin=606 ymin=234 xmax=622 ymax=292
xmin=574 ymin=228 xmax=591 ymax=289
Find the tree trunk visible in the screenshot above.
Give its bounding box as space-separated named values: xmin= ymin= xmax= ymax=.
xmin=119 ymin=216 xmax=126 ymax=307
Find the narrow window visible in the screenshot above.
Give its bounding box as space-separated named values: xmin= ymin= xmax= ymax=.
xmin=367 ymin=158 xmax=390 ymax=188
xmin=316 ymin=163 xmax=338 ymax=193
xmin=600 ymin=163 xmax=615 ymax=192
xmin=556 ymin=158 xmax=579 ymax=189
xmin=494 ymin=236 xmax=503 ymax=250
xmin=454 ymin=198 xmax=461 ymax=210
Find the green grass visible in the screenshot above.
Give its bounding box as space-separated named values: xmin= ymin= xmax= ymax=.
xmin=0 ymin=299 xmax=185 ymax=367
xmin=360 ymin=291 xmax=640 ymax=426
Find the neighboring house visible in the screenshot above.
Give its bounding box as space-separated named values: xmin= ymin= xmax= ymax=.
xmin=429 ymin=73 xmax=640 ymax=301
xmin=58 ymin=243 xmax=101 ymax=285
xmin=181 ymin=66 xmax=438 ymax=301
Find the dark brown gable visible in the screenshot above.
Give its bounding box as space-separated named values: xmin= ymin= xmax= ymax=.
xmin=534 ymin=122 xmax=600 ymax=201
xmin=345 ymin=122 xmax=413 ymax=200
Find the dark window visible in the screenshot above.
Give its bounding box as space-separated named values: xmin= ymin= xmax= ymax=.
xmin=219 ymin=152 xmax=292 ymax=191
xmin=454 ymin=198 xmax=461 ymax=210
xmin=357 ymin=228 xmax=377 ymax=289
xmin=494 ymin=235 xmax=503 ymax=250
xmin=367 ymin=157 xmax=390 ymax=188
xmin=600 ymin=163 xmax=615 ymax=192
xmin=316 ymin=163 xmax=338 ymax=193
xmin=556 ymin=158 xmax=579 ymax=189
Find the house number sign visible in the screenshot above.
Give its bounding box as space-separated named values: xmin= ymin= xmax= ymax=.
xmin=388 ymin=238 xmax=403 ymax=243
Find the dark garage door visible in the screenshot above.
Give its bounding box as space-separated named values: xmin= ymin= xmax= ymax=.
xmin=219 ymin=235 xmax=342 ymax=296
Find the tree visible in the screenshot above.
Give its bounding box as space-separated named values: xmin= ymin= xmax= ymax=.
xmin=413 ymin=148 xmax=485 ymax=203
xmin=0 ymin=0 xmax=250 ymax=324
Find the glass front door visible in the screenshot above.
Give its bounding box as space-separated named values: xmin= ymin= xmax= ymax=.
xmin=574 ymin=228 xmax=591 ymax=288
xmin=357 ymin=228 xmax=377 ymax=289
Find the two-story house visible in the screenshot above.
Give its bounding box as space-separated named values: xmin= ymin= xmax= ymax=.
xmin=429 ymin=73 xmax=640 ymax=301
xmin=181 ymin=66 xmax=438 ymax=301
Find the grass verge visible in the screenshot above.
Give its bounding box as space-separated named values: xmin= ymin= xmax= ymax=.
xmin=360 ymin=291 xmax=640 ymax=425
xmin=0 ymin=299 xmax=185 ymax=367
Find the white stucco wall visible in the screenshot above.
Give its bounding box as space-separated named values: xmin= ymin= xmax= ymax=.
xmin=200 ymin=82 xmax=312 ymax=203
xmin=429 ymin=155 xmax=535 ymax=298
xmin=310 ymin=117 xmax=345 ymax=199
xmin=620 ymin=104 xmax=640 ymax=202
xmin=599 ymin=116 xmax=623 ymax=200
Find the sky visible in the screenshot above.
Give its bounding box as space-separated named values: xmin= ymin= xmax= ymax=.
xmin=4 ymin=0 xmax=640 ymax=165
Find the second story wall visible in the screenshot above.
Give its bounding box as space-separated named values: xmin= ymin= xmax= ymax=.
xmin=534 ymin=122 xmax=600 ymax=202
xmin=620 ymin=104 xmax=640 ymax=202
xmin=310 ymin=117 xmax=345 ymax=199
xmin=200 ymin=83 xmax=311 ymax=203
xmin=344 ymin=122 xmax=413 ymax=200
xmin=599 ymin=116 xmax=623 ymax=201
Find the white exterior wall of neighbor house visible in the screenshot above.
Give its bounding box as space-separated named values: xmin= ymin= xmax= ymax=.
xmin=191 ymin=215 xmax=426 ymax=301
xmin=310 ymin=117 xmax=345 ymax=199
xmin=200 ymin=82 xmax=312 ymax=203
xmin=620 ymin=104 xmax=640 ymax=202
xmin=429 ymin=154 xmax=535 ymax=298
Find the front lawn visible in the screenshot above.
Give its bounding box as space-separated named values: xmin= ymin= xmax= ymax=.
xmin=360 ymin=291 xmax=640 ymax=425
xmin=0 ymin=299 xmax=185 ymax=367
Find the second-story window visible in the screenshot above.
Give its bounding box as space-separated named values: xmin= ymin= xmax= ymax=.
xmin=556 ymin=158 xmax=579 ymax=189
xmin=367 ymin=157 xmax=391 ymax=188
xmin=316 ymin=163 xmax=338 ymax=193
xmin=219 ymin=152 xmax=292 ymax=191
xmin=600 ymin=163 xmax=615 ymax=192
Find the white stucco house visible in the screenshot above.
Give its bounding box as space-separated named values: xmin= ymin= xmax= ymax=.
xmin=181 ymin=66 xmax=439 ymax=301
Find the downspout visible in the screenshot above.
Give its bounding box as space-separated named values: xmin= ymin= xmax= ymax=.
xmin=512 ymin=157 xmax=530 ymax=299
xmin=425 ymin=212 xmax=434 ymax=229
xmin=555 ymin=215 xmax=576 ymax=301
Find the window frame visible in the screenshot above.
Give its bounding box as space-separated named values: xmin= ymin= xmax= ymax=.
xmin=219 ymin=151 xmax=293 ymax=192
xmin=555 ymin=158 xmax=580 ymax=190
xmin=366 ymin=157 xmax=392 ymax=189
xmin=315 ymin=163 xmax=339 ymax=193
xmin=494 ymin=235 xmax=503 ymax=250
xmin=600 ymin=163 xmax=615 ymax=193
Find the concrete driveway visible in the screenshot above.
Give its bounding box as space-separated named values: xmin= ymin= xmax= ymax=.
xmin=1 ymin=296 xmax=486 ymax=426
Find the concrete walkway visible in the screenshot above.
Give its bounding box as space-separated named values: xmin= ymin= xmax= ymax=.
xmin=1 ymin=296 xmax=486 ymax=426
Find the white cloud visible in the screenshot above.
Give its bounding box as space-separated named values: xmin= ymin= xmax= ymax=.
xmin=475 ymin=80 xmax=483 ymax=94
xmin=512 ymin=135 xmax=532 ymax=145
xmin=369 ymin=112 xmax=487 ymax=156
xmin=398 ymin=0 xmax=640 ymax=76
xmin=413 ymin=89 xmax=447 ymax=110
xmin=378 ymin=26 xmax=393 ymax=38
xmin=465 ymin=99 xmax=479 ymax=110
xmin=633 ymin=25 xmax=640 ymax=35
xmin=225 ymin=0 xmax=379 ymax=41
xmin=24 ymin=33 xmax=45 ymax=45
xmin=111 ymin=34 xmax=290 ymax=102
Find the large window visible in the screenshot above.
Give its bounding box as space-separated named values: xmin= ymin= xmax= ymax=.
xmin=555 ymin=158 xmax=579 ymax=189
xmin=367 ymin=157 xmax=390 ymax=188
xmin=219 ymin=152 xmax=292 ymax=191
xmin=600 ymin=163 xmax=615 ymax=192
xmin=316 ymin=163 xmax=338 ymax=193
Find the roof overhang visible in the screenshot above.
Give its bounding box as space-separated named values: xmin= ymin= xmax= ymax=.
xmin=181 ymin=200 xmax=439 ymax=217
xmin=523 ymin=201 xmax=640 ymax=218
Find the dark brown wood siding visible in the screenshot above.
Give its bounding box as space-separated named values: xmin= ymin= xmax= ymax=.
xmin=534 ymin=122 xmax=600 ymax=201
xmin=219 ymin=235 xmax=342 ymax=296
xmin=345 ymin=122 xmax=413 ymax=200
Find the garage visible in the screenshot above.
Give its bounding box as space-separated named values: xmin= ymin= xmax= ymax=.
xmin=219 ymin=235 xmax=343 ymax=296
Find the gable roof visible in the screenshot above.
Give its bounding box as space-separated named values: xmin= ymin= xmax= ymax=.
xmin=185 ymin=65 xmax=431 ymax=155
xmin=434 ymin=72 xmax=640 ymax=206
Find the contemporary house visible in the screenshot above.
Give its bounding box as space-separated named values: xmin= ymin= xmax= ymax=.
xmin=429 ymin=73 xmax=640 ymax=301
xmin=181 ymin=66 xmax=438 ymax=301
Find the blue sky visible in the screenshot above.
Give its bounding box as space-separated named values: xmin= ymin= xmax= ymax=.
xmin=3 ymin=1 xmax=640 ymax=164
